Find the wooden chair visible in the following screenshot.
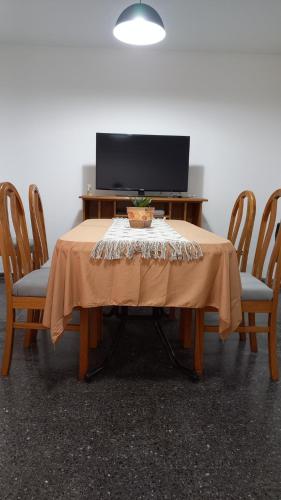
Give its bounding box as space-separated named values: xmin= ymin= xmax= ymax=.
xmin=29 ymin=184 xmax=49 ymax=269
xmin=24 ymin=184 xmax=50 ymax=347
xmin=194 ymin=188 xmax=281 ymax=380
xmin=0 ymin=182 xmax=89 ymax=379
xmin=180 ymin=190 xmax=256 ymax=347
xmin=28 ymin=184 xmax=102 ymax=347
xmin=228 ymin=190 xmax=256 ymax=341
xmin=227 ymin=190 xmax=256 ymax=272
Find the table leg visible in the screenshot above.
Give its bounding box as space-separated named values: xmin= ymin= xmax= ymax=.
xmin=89 ymin=307 xmax=103 ymax=348
xmin=168 ymin=308 xmax=176 ymax=320
xmin=180 ymin=308 xmax=193 ymax=348
xmin=239 ymin=312 xmax=246 ymax=341
xmin=79 ymin=308 xmax=89 ymax=380
xmin=194 ymin=309 xmax=204 ymax=375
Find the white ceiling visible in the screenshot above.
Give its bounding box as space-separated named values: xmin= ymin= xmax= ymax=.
xmin=1 ymin=0 xmax=281 ymax=54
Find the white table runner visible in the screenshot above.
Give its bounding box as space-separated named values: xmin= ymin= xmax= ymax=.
xmin=90 ymin=218 xmax=203 ymax=262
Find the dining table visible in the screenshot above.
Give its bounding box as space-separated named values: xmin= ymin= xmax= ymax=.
xmin=43 ymin=218 xmax=242 ymax=378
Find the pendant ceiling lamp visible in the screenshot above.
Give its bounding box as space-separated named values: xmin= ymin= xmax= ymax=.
xmin=113 ymin=1 xmax=166 ymax=46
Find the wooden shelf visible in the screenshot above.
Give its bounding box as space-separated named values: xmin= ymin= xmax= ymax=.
xmin=79 ymin=195 xmax=208 ymax=227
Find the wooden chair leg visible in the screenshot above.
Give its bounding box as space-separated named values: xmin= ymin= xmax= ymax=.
xmin=24 ymin=309 xmax=38 ymax=348
xmin=1 ymin=309 xmax=15 ymax=376
xmin=268 ymin=313 xmax=279 ymax=381
xmin=180 ymin=308 xmax=193 ymax=348
xmin=79 ymin=308 xmax=89 ymax=380
xmin=96 ymin=307 xmax=103 ymax=344
xmin=194 ymin=309 xmax=204 ymax=375
xmin=248 ymin=313 xmax=258 ymax=353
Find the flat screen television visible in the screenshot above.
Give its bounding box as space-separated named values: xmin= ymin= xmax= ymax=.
xmin=96 ymin=133 xmax=190 ymax=194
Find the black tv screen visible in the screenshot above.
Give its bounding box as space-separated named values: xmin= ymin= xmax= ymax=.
xmin=96 ymin=133 xmax=190 ymax=192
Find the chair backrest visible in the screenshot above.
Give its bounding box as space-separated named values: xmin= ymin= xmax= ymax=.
xmin=266 ymin=220 xmax=281 ymax=299
xmin=0 ymin=182 xmax=33 ymax=294
xmin=252 ymin=189 xmax=281 ymax=280
xmin=29 ymin=184 xmax=49 ymax=269
xmin=227 ymin=190 xmax=256 ymax=272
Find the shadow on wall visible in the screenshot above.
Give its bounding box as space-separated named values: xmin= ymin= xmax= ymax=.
xmin=72 ymin=209 xmax=83 ymax=228
xmin=71 ymin=164 xmax=95 ymax=228
xmin=201 ymin=214 xmax=211 ymax=231
xmin=188 ymin=165 xmax=204 ymax=197
xmin=70 ymin=164 xmax=95 ymax=227
xmin=188 ymin=165 xmax=211 ymax=231
xmin=82 ymin=164 xmax=95 ymax=194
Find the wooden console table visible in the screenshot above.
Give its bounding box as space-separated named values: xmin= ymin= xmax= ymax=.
xmin=80 ymin=195 xmax=207 ymax=227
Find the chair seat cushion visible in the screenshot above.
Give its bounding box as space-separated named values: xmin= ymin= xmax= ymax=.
xmin=41 ymin=258 xmax=51 ymax=268
xmin=13 ymin=268 xmax=49 ymax=297
xmin=240 ymin=272 xmax=273 ymax=301
xmin=204 ymin=311 xmax=219 ymax=324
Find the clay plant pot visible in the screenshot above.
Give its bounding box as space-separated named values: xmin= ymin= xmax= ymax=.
xmin=126 ymin=206 xmax=155 ymax=228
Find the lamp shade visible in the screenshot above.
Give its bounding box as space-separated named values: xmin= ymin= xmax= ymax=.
xmin=113 ymin=3 xmax=166 ymax=46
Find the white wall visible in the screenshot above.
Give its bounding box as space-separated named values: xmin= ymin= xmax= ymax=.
xmin=0 ymin=45 xmax=281 ymax=268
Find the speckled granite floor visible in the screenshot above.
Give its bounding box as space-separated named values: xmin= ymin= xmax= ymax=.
xmin=0 ymin=280 xmax=281 ymax=500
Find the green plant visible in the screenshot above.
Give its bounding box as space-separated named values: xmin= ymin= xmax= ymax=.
xmin=131 ymin=197 xmax=152 ymax=207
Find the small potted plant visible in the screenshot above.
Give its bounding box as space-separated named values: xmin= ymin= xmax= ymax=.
xmin=127 ymin=197 xmax=155 ymax=228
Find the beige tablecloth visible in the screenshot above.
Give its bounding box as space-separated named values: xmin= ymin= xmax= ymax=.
xmin=43 ymin=219 xmax=242 ymax=342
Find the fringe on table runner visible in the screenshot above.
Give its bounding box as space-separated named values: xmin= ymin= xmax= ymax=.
xmin=90 ymin=239 xmax=203 ymax=262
